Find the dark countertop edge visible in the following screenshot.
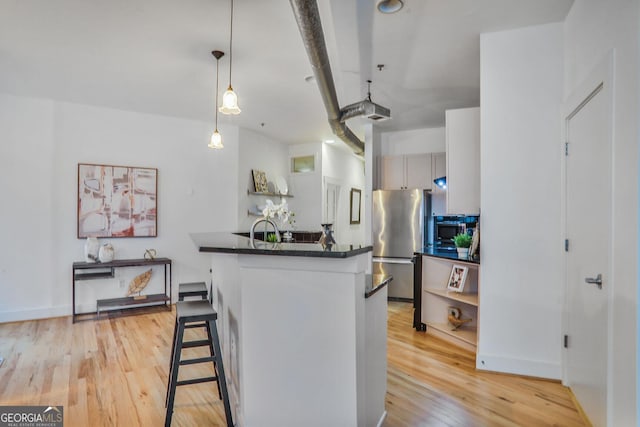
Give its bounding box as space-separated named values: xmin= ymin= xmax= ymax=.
xmin=365 ymin=275 xmax=393 ymax=299
xmin=418 ymin=250 xmax=480 ymax=265
xmin=198 ymin=245 xmax=373 ymax=259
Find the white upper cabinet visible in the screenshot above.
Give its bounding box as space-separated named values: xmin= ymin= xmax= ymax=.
xmin=381 ymin=155 xmax=406 ymax=189
xmin=446 ymin=107 xmax=480 ymax=215
xmin=406 ymin=154 xmax=432 ymax=189
xmin=381 ymin=154 xmax=432 ymax=190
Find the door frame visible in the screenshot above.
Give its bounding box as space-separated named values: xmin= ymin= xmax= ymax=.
xmin=560 ymin=50 xmax=615 ymax=423
xmin=322 ymin=176 xmax=342 ymax=235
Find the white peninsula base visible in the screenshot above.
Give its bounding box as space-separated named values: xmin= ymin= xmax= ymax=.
xmin=207 ymin=251 xmax=387 ymax=427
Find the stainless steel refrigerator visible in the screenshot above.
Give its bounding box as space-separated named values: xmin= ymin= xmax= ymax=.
xmin=372 ymin=189 xmax=431 ymax=300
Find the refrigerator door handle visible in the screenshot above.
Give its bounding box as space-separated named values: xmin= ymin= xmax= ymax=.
xmin=372 ymin=257 xmax=415 ymax=265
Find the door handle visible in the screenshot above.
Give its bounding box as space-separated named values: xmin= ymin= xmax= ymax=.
xmin=584 ymin=274 xmax=603 ymax=289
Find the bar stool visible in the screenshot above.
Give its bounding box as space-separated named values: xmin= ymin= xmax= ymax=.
xmin=165 ymin=300 xmax=233 ymax=427
xmin=178 ymin=282 xmax=210 ymax=330
xmin=178 ymin=281 xmax=208 ymax=301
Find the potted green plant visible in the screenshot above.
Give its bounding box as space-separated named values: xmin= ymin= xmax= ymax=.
xmin=452 ymin=233 xmax=472 ymax=259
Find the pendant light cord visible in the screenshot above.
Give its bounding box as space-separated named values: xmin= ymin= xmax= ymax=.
xmin=228 ymin=0 xmax=234 ymax=88
xmin=215 ymin=57 xmax=220 ymax=129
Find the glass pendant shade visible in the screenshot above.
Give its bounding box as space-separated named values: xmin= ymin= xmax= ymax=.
xmin=219 ymin=86 xmax=241 ymax=115
xmin=208 ymin=129 xmax=223 ymax=149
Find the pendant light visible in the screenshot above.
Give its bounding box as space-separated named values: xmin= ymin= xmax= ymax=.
xmin=209 ymin=50 xmax=225 ymax=149
xmin=219 ymin=0 xmax=241 ymax=115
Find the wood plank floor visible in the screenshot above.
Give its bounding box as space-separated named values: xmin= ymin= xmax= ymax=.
xmin=0 ymin=303 xmax=586 ymax=426
xmin=384 ymin=302 xmax=586 ymax=426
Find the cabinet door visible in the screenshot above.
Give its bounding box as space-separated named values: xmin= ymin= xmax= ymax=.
xmin=406 ymin=153 xmax=432 ymax=190
xmin=381 ymin=155 xmax=406 ymax=190
xmin=446 ymin=107 xmax=480 ymax=214
xmin=431 ymin=152 xmax=446 ymax=193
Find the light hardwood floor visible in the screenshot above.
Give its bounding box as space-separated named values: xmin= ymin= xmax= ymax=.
xmin=0 ymin=303 xmax=586 ymax=426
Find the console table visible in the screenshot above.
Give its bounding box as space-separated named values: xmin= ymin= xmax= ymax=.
xmin=72 ymin=257 xmax=172 ymax=323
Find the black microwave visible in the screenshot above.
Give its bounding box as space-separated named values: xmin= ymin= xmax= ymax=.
xmin=433 ymin=216 xmax=478 ymax=250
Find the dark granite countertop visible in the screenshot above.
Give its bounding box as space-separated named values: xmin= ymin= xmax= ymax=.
xmin=365 ymin=274 xmax=393 ymax=299
xmin=419 ymin=247 xmax=480 ymax=265
xmin=191 ymin=232 xmax=372 ymax=259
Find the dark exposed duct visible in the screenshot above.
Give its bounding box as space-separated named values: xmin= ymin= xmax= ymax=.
xmin=289 ymin=0 xmax=366 ymax=155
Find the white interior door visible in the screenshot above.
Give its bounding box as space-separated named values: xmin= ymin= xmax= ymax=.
xmin=564 ymin=61 xmax=612 ymax=426
xmin=323 ymin=179 xmax=340 ymax=235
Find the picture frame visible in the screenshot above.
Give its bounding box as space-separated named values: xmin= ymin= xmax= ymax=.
xmin=350 ymin=188 xmax=361 ymax=224
xmin=252 ymin=169 xmax=268 ymax=193
xmin=447 ymin=264 xmax=469 ymax=292
xmin=78 ymin=163 xmax=157 ymax=238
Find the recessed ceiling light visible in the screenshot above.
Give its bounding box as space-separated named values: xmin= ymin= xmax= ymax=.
xmin=377 ymin=0 xmax=403 ymax=14
xmin=324 ymin=139 xmax=335 ymax=144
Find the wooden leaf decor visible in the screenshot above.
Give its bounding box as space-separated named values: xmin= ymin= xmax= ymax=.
xmin=447 ymin=314 xmax=472 ymax=330
xmin=447 ymin=306 xmax=472 ymax=331
xmin=127 ymin=269 xmax=152 ymax=297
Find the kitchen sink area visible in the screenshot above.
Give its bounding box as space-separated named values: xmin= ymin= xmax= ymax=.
xmin=232 ymin=231 xmax=322 ymax=243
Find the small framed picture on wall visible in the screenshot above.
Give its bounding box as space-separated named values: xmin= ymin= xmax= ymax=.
xmin=350 ymin=188 xmax=361 ymax=224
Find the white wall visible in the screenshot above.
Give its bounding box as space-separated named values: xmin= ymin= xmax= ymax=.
xmin=564 ymin=1 xmax=638 ymax=425
xmin=285 ymin=142 xmax=367 ymax=243
xmin=380 ymin=127 xmax=445 ymax=156
xmin=0 ymin=93 xmax=239 ymax=321
xmin=479 ymin=23 xmax=564 ymax=378
xmin=238 ymin=128 xmax=289 ymax=232
xmin=288 ymin=143 xmax=323 ymax=231
xmin=322 ymin=144 xmax=366 ymax=245
xmin=0 ymin=95 xmax=56 ymax=319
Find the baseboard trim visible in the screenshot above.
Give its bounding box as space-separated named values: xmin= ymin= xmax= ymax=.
xmin=0 ymin=305 xmax=69 ymax=324
xmin=376 ymin=410 xmax=387 ymax=427
xmin=387 ymin=296 xmax=413 ymax=303
xmin=476 ymin=352 xmax=561 ymax=380
xmin=567 ymin=388 xmax=594 ymax=427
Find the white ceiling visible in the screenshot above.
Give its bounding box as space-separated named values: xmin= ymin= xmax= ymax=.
xmin=0 ymin=0 xmax=573 ymax=147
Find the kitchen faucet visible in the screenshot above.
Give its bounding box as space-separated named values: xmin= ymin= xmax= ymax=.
xmin=249 ymin=218 xmax=281 ymax=245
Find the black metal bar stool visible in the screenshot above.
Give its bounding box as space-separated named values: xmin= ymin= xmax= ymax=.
xmin=178 ymin=281 xmax=208 ymax=301
xmin=165 ymin=300 xmax=233 ymax=427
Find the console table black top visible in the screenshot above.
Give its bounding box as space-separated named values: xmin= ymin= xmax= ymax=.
xmin=73 ymin=257 xmax=172 ymax=269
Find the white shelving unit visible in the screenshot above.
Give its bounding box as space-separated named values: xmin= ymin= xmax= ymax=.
xmin=421 ymin=255 xmax=480 ymax=353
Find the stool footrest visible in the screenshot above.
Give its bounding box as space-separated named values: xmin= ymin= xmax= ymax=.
xmin=182 ymin=339 xmax=210 ymax=348
xmin=176 ymin=376 xmax=218 ymax=387
xmin=180 ymin=356 xmax=215 ymax=366
xmin=185 ymin=322 xmax=207 ymax=329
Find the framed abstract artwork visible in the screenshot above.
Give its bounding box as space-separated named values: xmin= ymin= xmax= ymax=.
xmin=77 ymin=163 xmax=157 ymax=238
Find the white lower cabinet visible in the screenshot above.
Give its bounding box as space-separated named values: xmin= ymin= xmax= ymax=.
xmin=421 ymin=255 xmax=480 ymax=353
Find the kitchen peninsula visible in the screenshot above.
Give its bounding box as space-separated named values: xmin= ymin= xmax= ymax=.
xmin=190 ymin=232 xmax=387 ymax=427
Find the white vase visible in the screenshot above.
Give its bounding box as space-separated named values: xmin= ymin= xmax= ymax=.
xmin=98 ymin=243 xmax=115 ymax=263
xmin=456 ymin=247 xmax=469 ymax=259
xmin=84 ymin=237 xmax=100 ymax=263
